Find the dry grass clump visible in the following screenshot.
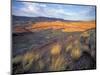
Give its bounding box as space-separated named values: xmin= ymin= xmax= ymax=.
xmin=22 ymin=51 xmax=40 ymax=70
xmin=80 ymin=31 xmax=90 ymax=38
xmin=65 ymin=38 xmax=82 ymax=60
xmin=71 ymin=47 xmax=81 ymax=60
xmin=13 ymin=51 xmax=40 ymax=72
xmin=66 ymin=42 xmax=73 ymax=53
xmin=51 ymin=43 xmax=62 ymax=55
xmin=12 ymin=55 xmax=23 ymax=64
xmin=49 ymin=55 xmax=67 ymax=71
xmin=37 ymin=60 xmax=45 ymax=71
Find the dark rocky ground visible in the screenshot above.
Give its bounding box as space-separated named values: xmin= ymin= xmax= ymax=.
xmin=12 ymin=28 xmax=96 ymax=74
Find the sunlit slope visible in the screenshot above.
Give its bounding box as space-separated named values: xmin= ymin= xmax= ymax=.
xmin=29 ymin=21 xmax=96 ymax=32
xmin=13 ymin=21 xmax=96 ymax=33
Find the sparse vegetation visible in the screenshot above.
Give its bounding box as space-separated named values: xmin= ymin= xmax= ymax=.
xmin=12 ymin=18 xmax=96 ymax=74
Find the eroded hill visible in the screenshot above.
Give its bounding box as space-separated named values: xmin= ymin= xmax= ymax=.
xmin=13 ymin=21 xmax=96 ymax=33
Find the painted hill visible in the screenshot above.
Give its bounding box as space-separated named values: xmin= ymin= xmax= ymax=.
xmin=13 ymin=21 xmax=96 ymax=33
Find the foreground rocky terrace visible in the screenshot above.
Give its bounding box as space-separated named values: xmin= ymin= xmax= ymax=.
xmin=12 ymin=21 xmax=96 ymax=74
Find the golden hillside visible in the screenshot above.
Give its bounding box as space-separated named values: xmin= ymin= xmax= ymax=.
xmin=14 ymin=21 xmax=96 ymax=33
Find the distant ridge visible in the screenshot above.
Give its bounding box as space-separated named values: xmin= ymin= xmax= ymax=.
xmin=12 ymin=15 xmax=81 ymax=22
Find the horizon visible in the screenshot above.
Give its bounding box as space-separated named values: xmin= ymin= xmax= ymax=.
xmin=12 ymin=1 xmax=96 ymax=21
xmin=12 ymin=15 xmax=96 ymax=22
